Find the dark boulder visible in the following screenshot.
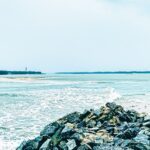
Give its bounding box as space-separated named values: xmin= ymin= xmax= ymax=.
xmin=40 ymin=122 xmax=60 ymax=137
xmin=106 ymin=102 xmax=117 ymax=110
xmin=17 ymin=136 xmax=46 ymax=150
xmin=127 ymin=141 xmax=150 ymax=150
xmin=59 ymin=141 xmax=68 ymax=150
xmin=66 ymin=139 xmax=77 ymax=150
xmin=61 ymin=123 xmax=75 ymax=139
xmin=93 ymin=145 xmax=124 ymax=150
xmin=77 ymin=144 xmax=91 ymax=150
xmin=117 ymin=127 xmax=140 ymax=139
xmin=71 ymin=132 xmax=84 ymax=142
xmin=143 ymin=121 xmax=150 ymax=128
xmin=86 ymin=120 xmax=96 ymax=128
xmin=66 ymin=112 xmax=81 ymax=123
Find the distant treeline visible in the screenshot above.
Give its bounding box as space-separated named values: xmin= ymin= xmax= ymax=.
xmin=0 ymin=70 xmax=42 ymax=75
xmin=56 ymin=71 xmax=150 ymax=74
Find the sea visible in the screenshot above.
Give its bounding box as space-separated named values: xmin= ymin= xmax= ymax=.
xmin=0 ymin=73 xmax=150 ymax=149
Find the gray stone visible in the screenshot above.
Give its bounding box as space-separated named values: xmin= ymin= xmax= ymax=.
xmin=53 ymin=147 xmax=59 ymax=150
xmin=87 ymin=120 xmax=96 ymax=128
xmin=128 ymin=142 xmax=150 ymax=150
xmin=143 ymin=121 xmax=150 ymax=128
xmin=59 ymin=141 xmax=68 ymax=150
xmin=51 ymin=127 xmax=63 ymax=146
xmin=40 ymin=122 xmax=60 ymax=136
xmin=121 ymin=140 xmax=131 ymax=147
xmin=21 ymin=139 xmax=39 ymax=150
xmin=144 ymin=116 xmax=150 ymax=122
xmin=118 ymin=122 xmax=128 ymax=131
xmin=126 ymin=110 xmax=138 ymax=122
xmin=93 ymin=145 xmax=124 ymax=150
xmin=117 ymin=127 xmax=140 ymax=139
xmin=106 ymin=102 xmax=117 ymax=110
xmin=77 ymin=144 xmax=91 ymax=150
xmin=16 ymin=141 xmax=27 ymax=150
xmin=71 ymin=132 xmax=83 ymax=142
xmin=61 ymin=123 xmax=75 ymax=139
xmin=113 ymin=137 xmax=124 ymax=146
xmin=66 ymin=139 xmax=77 ymax=150
xmin=39 ymin=139 xmax=51 ymax=150
xmin=80 ymin=110 xmax=91 ymax=119
xmin=93 ymin=109 xmax=101 ymax=117
xmin=66 ymin=112 xmax=81 ymax=123
xmin=62 ymin=125 xmax=73 ymax=134
xmin=138 ymin=129 xmax=150 ymax=135
xmin=17 ymin=136 xmax=45 ymax=150
xmin=134 ymin=133 xmax=150 ymax=145
xmin=77 ymin=121 xmax=86 ymax=128
xmin=117 ymin=111 xmax=132 ymax=122
xmin=96 ymin=121 xmax=102 ymax=128
xmin=94 ymin=137 xmax=103 ymax=144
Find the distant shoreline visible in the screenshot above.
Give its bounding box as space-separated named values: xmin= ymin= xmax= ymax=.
xmin=0 ymin=70 xmax=42 ymax=75
xmin=56 ymin=71 xmax=150 ymax=74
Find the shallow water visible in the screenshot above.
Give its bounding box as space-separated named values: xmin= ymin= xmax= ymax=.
xmin=0 ymin=74 xmax=150 ymax=149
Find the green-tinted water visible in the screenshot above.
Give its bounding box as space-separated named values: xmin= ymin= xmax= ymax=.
xmin=0 ymin=74 xmax=150 ymax=149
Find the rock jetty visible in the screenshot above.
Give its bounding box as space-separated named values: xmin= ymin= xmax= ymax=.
xmin=17 ymin=102 xmax=150 ymax=150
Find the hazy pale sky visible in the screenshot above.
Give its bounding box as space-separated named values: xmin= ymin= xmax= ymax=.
xmin=0 ymin=0 xmax=150 ymax=72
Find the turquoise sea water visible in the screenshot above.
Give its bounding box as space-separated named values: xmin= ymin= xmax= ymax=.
xmin=0 ymin=74 xmax=150 ymax=149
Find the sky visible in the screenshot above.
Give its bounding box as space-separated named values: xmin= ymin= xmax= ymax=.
xmin=0 ymin=0 xmax=150 ymax=72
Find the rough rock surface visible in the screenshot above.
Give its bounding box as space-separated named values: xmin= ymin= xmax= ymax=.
xmin=17 ymin=103 xmax=150 ymax=150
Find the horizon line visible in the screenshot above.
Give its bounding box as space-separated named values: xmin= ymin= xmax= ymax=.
xmin=56 ymin=71 xmax=150 ymax=74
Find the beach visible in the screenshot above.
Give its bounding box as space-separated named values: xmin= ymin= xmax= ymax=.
xmin=0 ymin=74 xmax=150 ymax=149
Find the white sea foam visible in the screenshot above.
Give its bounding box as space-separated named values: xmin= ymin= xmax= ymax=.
xmin=0 ymin=139 xmax=20 ymax=150
xmin=100 ymin=87 xmax=122 ymax=102
xmin=0 ymin=77 xmax=80 ymax=85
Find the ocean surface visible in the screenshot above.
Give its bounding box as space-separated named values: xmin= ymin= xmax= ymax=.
xmin=0 ymin=74 xmax=150 ymax=150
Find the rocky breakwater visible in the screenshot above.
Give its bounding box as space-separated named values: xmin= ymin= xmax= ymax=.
xmin=17 ymin=103 xmax=150 ymax=150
